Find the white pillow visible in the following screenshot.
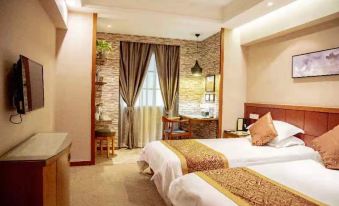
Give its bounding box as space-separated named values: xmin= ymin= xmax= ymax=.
xmin=268 ymin=136 xmax=305 ymax=148
xmin=247 ymin=120 xmax=304 ymax=144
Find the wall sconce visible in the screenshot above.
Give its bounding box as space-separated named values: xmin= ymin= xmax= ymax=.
xmin=191 ymin=60 xmax=202 ymax=76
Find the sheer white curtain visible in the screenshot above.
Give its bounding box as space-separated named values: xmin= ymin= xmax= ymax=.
xmin=121 ymin=53 xmax=164 ymax=148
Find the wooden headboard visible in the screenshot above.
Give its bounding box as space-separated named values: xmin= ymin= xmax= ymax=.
xmin=244 ymin=103 xmax=339 ymax=145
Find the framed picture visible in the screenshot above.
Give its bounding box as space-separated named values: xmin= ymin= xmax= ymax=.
xmin=205 ymin=75 xmax=215 ymax=92
xmin=204 ymin=94 xmax=215 ymax=103
xmin=292 ymin=47 xmax=339 ymax=78
xmin=205 ymin=94 xmax=210 ymax=102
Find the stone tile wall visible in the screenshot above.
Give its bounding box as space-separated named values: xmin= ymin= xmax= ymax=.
xmin=95 ymin=32 xmax=220 ymax=142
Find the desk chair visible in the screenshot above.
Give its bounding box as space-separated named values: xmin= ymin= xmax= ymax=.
xmin=162 ymin=116 xmax=192 ymax=140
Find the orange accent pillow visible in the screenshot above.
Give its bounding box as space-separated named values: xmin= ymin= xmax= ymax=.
xmin=311 ymin=125 xmax=339 ymax=170
xmin=249 ymin=112 xmax=278 ymax=146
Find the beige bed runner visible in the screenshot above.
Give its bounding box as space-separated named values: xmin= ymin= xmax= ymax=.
xmin=161 ymin=140 xmax=228 ymax=174
xmin=196 ymin=168 xmax=326 ymax=206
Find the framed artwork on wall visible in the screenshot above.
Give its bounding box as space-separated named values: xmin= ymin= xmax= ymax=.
xmin=292 ymin=47 xmax=339 ymax=78
xmin=205 ymin=94 xmax=215 ymax=103
xmin=205 ymin=75 xmax=215 ymax=92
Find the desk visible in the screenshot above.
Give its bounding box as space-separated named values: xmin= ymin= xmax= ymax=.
xmin=180 ymin=114 xmax=218 ymax=138
xmin=223 ymin=130 xmax=249 ymax=138
xmin=180 ymin=114 xmax=217 ymax=121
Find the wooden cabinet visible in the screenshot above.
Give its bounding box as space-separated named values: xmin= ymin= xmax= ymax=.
xmin=179 ymin=115 xmax=219 ymax=138
xmin=0 ymin=133 xmax=71 ymax=206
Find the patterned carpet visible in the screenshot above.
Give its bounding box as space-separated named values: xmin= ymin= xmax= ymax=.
xmin=70 ymin=149 xmax=166 ymax=206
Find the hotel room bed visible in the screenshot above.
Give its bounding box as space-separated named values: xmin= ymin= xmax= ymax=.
xmin=168 ymin=159 xmax=339 ymax=206
xmin=138 ymin=137 xmax=319 ymax=200
xmin=139 ymin=103 xmax=339 ymax=203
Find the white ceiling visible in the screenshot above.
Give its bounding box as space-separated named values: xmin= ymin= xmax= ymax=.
xmin=83 ymin=0 xmax=233 ymax=20
xmin=66 ymin=0 xmax=298 ymax=40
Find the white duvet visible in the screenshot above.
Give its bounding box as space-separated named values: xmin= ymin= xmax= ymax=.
xmin=138 ymin=137 xmax=320 ymax=202
xmin=168 ymin=160 xmax=339 ymax=206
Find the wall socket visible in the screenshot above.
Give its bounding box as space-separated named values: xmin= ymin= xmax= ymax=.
xmin=249 ymin=113 xmax=259 ymax=120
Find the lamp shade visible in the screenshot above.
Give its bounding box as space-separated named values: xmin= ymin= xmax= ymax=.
xmin=191 ymin=60 xmax=202 ymax=76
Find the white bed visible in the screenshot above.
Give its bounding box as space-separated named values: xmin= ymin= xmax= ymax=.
xmin=138 ymin=137 xmax=320 ymax=201
xmin=168 ymin=159 xmax=339 ymax=206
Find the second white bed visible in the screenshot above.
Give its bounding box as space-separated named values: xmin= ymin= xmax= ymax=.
xmin=138 ymin=137 xmax=320 ymax=201
xmin=168 ymin=160 xmax=339 ymax=206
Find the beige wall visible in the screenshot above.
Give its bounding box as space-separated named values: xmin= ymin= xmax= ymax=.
xmin=0 ymin=0 xmax=56 ymax=155
xmin=246 ymin=22 xmax=339 ymax=107
xmin=55 ymin=12 xmax=94 ymax=162
xmin=221 ymin=29 xmax=247 ymax=131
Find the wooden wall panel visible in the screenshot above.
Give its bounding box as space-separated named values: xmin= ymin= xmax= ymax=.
xmin=91 ymin=13 xmax=97 ymax=164
xmin=244 ymin=103 xmax=339 ymax=143
xmin=269 ymin=108 xmax=286 ymax=121
xmin=304 ymin=112 xmax=328 ymax=137
xmin=302 ymin=134 xmax=316 ymax=147
xmin=285 ymin=110 xmax=305 ymax=130
xmin=244 ymin=106 xmax=257 ymax=118
xmin=328 ymin=113 xmax=339 ymax=130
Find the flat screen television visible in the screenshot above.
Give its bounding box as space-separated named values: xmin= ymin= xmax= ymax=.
xmin=12 ymin=55 xmax=44 ymax=114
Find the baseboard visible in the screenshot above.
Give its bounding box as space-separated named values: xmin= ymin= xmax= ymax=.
xmin=70 ymin=161 xmax=93 ymax=166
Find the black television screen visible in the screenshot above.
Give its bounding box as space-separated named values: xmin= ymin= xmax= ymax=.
xmin=13 ymin=55 xmax=44 ymax=114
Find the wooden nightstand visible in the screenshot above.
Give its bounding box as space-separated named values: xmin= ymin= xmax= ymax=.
xmin=223 ymin=130 xmax=249 ymax=138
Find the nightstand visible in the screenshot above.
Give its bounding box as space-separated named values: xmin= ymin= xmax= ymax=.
xmin=223 ymin=130 xmax=249 ymax=138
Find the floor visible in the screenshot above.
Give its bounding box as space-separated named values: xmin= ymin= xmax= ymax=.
xmin=70 ymin=149 xmax=166 ymax=206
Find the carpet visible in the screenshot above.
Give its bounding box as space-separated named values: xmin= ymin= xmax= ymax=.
xmin=70 ymin=149 xmax=166 ymax=206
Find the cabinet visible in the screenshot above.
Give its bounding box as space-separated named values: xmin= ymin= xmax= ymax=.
xmin=0 ymin=133 xmax=71 ymax=206
xmin=179 ymin=115 xmax=219 ymax=138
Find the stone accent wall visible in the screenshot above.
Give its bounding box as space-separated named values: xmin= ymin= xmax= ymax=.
xmin=181 ymin=32 xmax=221 ymax=116
xmin=199 ymin=32 xmax=221 ymax=76
xmin=95 ymin=32 xmax=220 ymax=142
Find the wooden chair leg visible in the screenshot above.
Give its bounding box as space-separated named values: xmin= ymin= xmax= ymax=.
xmin=107 ymin=138 xmax=110 ymax=158
xmin=112 ymin=136 xmax=115 ymax=156
xmin=100 ymin=139 xmax=103 ymax=155
xmin=95 ymin=139 xmax=97 ymax=156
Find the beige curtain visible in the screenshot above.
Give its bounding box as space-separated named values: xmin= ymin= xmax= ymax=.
xmin=154 ymin=45 xmax=180 ymax=117
xmin=119 ymin=41 xmax=152 ymax=148
xmin=133 ymin=106 xmax=163 ymax=147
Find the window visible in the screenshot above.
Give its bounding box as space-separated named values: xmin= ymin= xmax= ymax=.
xmin=135 ymin=53 xmax=164 ymax=107
xmin=130 ymin=53 xmax=164 ymax=147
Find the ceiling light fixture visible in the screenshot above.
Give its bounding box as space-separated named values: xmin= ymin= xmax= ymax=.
xmin=267 ymin=2 xmax=274 ymax=7
xmin=107 ymin=25 xmax=112 ymax=28
xmin=191 ymin=33 xmax=203 ymax=77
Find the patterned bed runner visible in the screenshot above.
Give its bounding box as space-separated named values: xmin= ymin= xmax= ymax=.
xmin=196 ymin=168 xmax=326 ymax=206
xmin=161 ymin=140 xmax=228 ymax=174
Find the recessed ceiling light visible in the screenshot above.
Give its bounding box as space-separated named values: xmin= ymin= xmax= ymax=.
xmin=107 ymin=25 xmax=112 ymax=28
xmin=267 ymin=2 xmax=274 ymax=7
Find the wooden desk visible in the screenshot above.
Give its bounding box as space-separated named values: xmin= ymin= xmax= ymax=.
xmin=223 ymin=130 xmax=249 ymax=138
xmin=0 ymin=133 xmax=71 ymax=206
xmin=180 ymin=114 xmax=218 ymax=122
xmin=180 ymin=114 xmax=218 ymax=138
